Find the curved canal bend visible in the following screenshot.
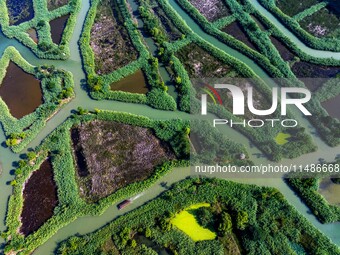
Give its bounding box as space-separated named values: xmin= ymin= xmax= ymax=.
xmin=0 ymin=0 xmax=339 ymax=254
xmin=251 ymin=0 xmax=340 ymax=59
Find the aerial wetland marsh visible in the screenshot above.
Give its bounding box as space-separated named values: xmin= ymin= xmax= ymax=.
xmin=0 ymin=0 xmax=339 ymax=254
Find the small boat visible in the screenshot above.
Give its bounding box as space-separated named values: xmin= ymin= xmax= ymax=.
xmin=117 ymin=199 xmax=132 ymax=210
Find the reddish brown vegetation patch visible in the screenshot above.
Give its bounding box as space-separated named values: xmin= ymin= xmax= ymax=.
xmin=20 ymin=160 xmax=58 ymax=236
xmin=72 ymin=121 xmax=175 ymax=202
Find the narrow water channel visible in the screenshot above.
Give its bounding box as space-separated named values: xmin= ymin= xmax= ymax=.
xmin=127 ymin=0 xmax=178 ymax=101
xmin=251 ymin=0 xmax=340 ymax=59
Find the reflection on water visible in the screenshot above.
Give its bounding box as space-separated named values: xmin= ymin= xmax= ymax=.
xmin=0 ymin=62 xmax=42 ymax=119
xmin=50 ymin=15 xmax=70 ymax=44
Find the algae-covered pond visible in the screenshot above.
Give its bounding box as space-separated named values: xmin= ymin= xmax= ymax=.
xmin=20 ymin=159 xmax=58 ymax=236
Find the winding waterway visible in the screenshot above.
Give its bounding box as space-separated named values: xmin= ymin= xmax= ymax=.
xmin=0 ymin=0 xmax=339 ymax=254
xmin=251 ymin=0 xmax=340 ymax=59
xmin=128 ymin=0 xmax=178 ymax=100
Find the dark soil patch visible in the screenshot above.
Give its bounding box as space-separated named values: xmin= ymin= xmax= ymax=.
xmin=20 ymin=159 xmax=58 ymax=236
xmin=321 ymin=94 xmax=340 ymax=120
xmin=298 ymin=78 xmax=330 ymax=92
xmin=189 ymin=0 xmax=231 ymax=22
xmin=292 ymin=63 xmax=340 ymax=78
xmin=251 ymin=14 xmax=268 ymax=31
xmin=0 ymin=62 xmax=43 ymax=119
xmin=326 ymin=0 xmax=340 ymax=16
xmin=270 ymin=36 xmax=295 ymax=61
xmin=176 ymin=43 xmax=238 ymax=78
xmin=222 ymin=22 xmax=257 ymax=51
xmin=71 ymin=121 xmax=175 ymax=202
xmin=6 ymin=0 xmax=34 ymax=25
xmin=49 ymin=14 xmax=70 ymax=44
xmin=270 ymin=36 xmax=340 ymax=91
xmin=291 ymin=61 xmax=340 ymax=91
xmin=110 ymin=70 xmax=148 ymax=94
xmin=90 ymin=0 xmax=138 ymax=75
xmin=71 ymin=128 xmax=89 ymax=177
xmin=47 ymin=0 xmax=69 ymax=11
xmin=276 ymin=0 xmax=319 ymax=17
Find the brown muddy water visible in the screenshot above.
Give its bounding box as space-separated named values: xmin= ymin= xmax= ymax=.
xmin=0 ymin=62 xmax=43 ymax=119
xmin=71 ymin=128 xmax=89 ymax=177
xmin=110 ymin=70 xmax=148 ymax=94
xmin=27 ymin=28 xmax=38 ymax=43
xmin=50 ymin=14 xmax=70 ymax=44
xmin=318 ymin=177 xmax=340 ymax=206
xmin=20 ymin=159 xmax=58 ymax=236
